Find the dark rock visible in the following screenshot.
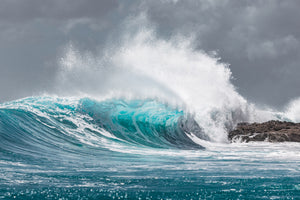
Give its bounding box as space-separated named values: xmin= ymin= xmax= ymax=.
xmin=228 ymin=120 xmax=300 ymax=142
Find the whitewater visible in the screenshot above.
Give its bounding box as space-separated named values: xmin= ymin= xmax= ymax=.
xmin=1 ymin=27 xmax=300 ymax=199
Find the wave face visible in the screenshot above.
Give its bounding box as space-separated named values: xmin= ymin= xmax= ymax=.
xmin=78 ymin=98 xmax=208 ymax=149
xmin=0 ymin=97 xmax=206 ymax=158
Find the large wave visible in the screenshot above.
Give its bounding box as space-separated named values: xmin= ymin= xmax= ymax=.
xmin=55 ymin=25 xmax=262 ymax=143
xmin=0 ymin=97 xmax=209 ymax=155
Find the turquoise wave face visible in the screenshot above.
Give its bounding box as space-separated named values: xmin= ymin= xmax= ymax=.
xmin=78 ymin=98 xmax=205 ymax=149
xmin=0 ymin=97 xmax=82 ymax=161
xmin=0 ymin=97 xmax=204 ymax=160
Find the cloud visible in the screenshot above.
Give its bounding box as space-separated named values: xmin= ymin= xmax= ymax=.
xmin=246 ymin=35 xmax=299 ymax=60
xmin=0 ymin=0 xmax=119 ymax=22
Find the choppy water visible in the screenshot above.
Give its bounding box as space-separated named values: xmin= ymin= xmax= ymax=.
xmin=0 ymin=97 xmax=299 ymax=199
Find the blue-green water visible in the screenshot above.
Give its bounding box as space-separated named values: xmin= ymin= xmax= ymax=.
xmin=0 ymin=97 xmax=299 ymax=199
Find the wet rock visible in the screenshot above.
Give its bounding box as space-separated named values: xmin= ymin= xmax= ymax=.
xmin=228 ymin=120 xmax=300 ymax=142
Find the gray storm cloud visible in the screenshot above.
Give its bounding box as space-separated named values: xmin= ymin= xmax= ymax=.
xmin=0 ymin=0 xmax=299 ymax=109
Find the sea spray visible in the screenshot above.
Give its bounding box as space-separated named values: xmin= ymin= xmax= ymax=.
xmin=57 ymin=27 xmax=257 ymax=142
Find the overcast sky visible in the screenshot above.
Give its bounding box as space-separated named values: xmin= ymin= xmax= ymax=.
xmin=0 ymin=0 xmax=300 ymax=109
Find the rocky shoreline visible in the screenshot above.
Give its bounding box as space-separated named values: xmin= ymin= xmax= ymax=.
xmin=228 ymin=120 xmax=300 ymax=143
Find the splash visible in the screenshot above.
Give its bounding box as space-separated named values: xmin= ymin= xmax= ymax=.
xmin=284 ymin=97 xmax=300 ymax=122
xmin=55 ymin=25 xmax=261 ymax=142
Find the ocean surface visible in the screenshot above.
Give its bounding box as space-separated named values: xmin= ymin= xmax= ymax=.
xmin=0 ymin=96 xmax=299 ymax=199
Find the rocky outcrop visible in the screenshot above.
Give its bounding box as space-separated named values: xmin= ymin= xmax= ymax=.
xmin=228 ymin=120 xmax=300 ymax=142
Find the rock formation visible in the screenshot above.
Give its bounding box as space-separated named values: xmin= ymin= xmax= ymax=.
xmin=228 ymin=120 xmax=300 ymax=142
